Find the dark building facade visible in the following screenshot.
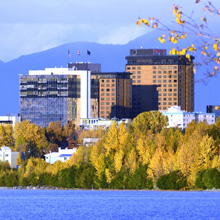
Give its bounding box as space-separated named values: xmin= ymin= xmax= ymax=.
xmin=92 ymin=72 xmax=132 ymax=119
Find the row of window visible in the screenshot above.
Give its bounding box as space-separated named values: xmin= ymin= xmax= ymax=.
xmin=153 ymin=70 xmax=178 ymax=74
xmin=159 ymin=97 xmax=178 ymax=101
xmin=153 ymin=66 xmax=177 ymax=69
xmin=158 ymin=93 xmax=177 ymax=96
xmin=153 ymin=75 xmax=177 ymax=79
xmin=159 ymin=102 xmax=178 ymax=106
xmin=127 ymin=66 xmax=141 ymax=70
xmin=101 ymin=84 xmax=115 ymax=87
xmin=101 ymin=102 xmax=115 ymax=105
xmin=101 ymin=79 xmax=115 ymax=83
xmin=100 ymin=93 xmax=116 ymax=96
xmin=101 ymin=88 xmax=115 ymax=92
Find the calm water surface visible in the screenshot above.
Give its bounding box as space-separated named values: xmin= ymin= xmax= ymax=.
xmin=0 ymin=189 xmax=219 ymax=220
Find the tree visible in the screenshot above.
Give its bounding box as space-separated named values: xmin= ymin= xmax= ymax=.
xmin=137 ymin=1 xmax=220 ymax=78
xmin=14 ymin=120 xmax=48 ymax=153
xmin=0 ymin=124 xmax=14 ymax=147
xmin=131 ymin=111 xmax=168 ymax=136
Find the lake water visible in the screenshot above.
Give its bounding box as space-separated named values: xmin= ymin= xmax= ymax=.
xmin=0 ymin=189 xmax=219 ymax=220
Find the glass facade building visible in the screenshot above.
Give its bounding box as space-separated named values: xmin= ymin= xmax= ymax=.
xmin=20 ymin=68 xmax=95 ymax=127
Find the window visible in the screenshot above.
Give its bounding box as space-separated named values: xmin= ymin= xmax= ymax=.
xmin=132 ymin=67 xmax=136 ymax=69
xmin=163 ymin=98 xmax=167 ymax=101
xmin=153 ymin=75 xmax=156 ymax=78
xmin=137 ymin=71 xmax=141 ymax=74
xmin=137 ymin=75 xmax=141 ymax=79
xmin=127 ymin=67 xmax=130 ymax=70
xmin=158 ymin=66 xmax=162 ymax=69
xmin=153 ymin=80 xmax=156 ymax=83
xmin=163 ymin=71 xmax=167 ymax=74
xmin=132 ymin=75 xmax=136 ymax=79
xmin=153 ymin=66 xmax=156 ymax=69
xmin=163 ymin=89 xmax=167 ymax=92
xmin=101 ymin=102 xmax=104 ymax=105
xmin=112 ymin=88 xmax=115 ymax=91
xmin=101 ymin=111 xmax=104 ymax=114
xmin=106 ymin=102 xmax=110 ymax=105
xmin=158 ymin=80 xmax=161 ymax=83
xmin=106 ymin=97 xmax=110 ymax=101
xmin=137 ymin=80 xmax=141 ymax=83
xmin=168 ymin=66 xmax=172 ymax=69
xmin=106 ymin=93 xmax=110 ymax=96
xmin=158 ymin=75 xmax=162 ymax=78
xmin=133 ymin=80 xmax=136 ymax=83
xmin=101 ymin=98 xmax=104 ymax=101
xmin=106 ymin=84 xmax=110 ymax=87
xmin=106 ymin=89 xmax=110 ymax=91
xmin=153 ymin=71 xmax=156 ymax=74
xmin=101 ymin=93 xmax=104 ymax=96
xmin=137 ymin=67 xmax=141 ymax=69
xmin=101 ymin=80 xmax=104 ymax=82
xmin=163 ymin=75 xmax=167 ymax=78
xmin=112 ymin=93 xmax=115 ymax=96
xmin=158 ymin=71 xmax=162 ymax=74
xmin=112 ymin=80 xmax=115 ymax=82
xmin=101 ymin=84 xmax=104 ymax=87
xmin=101 ymin=89 xmax=104 ymax=91
xmin=163 ymin=66 xmax=167 ymax=69
xmin=106 ymin=80 xmax=110 ymax=83
xmin=163 ymin=80 xmax=167 ymax=83
xmin=101 ymin=107 xmax=104 ymax=110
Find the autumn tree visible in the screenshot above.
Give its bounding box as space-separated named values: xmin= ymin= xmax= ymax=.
xmin=137 ymin=1 xmax=220 ymax=78
xmin=14 ymin=120 xmax=48 ymax=155
xmin=0 ymin=124 xmax=14 ymax=148
xmin=130 ymin=111 xmax=168 ymax=136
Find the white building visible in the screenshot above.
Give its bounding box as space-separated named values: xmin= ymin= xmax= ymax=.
xmin=20 ymin=67 xmax=92 ymax=127
xmin=162 ymin=106 xmax=215 ymax=130
xmin=80 ymin=118 xmax=132 ymax=130
xmin=0 ymin=146 xmax=19 ymax=168
xmin=0 ymin=115 xmax=20 ymax=127
xmin=44 ymin=147 xmax=77 ymax=164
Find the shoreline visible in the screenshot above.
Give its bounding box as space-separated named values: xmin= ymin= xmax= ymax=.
xmin=1 ymin=186 xmax=220 ymax=192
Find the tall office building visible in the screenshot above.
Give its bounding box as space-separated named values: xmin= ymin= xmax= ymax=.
xmin=69 ymin=63 xmax=132 ymax=119
xmin=92 ymin=72 xmax=132 ymax=119
xmin=20 ymin=67 xmax=94 ymax=127
xmin=126 ymin=49 xmax=194 ymax=118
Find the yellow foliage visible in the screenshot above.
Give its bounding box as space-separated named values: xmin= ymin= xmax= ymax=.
xmin=94 ymin=154 xmax=105 ymax=179
xmin=126 ymin=149 xmax=137 ymax=174
xmin=105 ymin=168 xmax=113 ymax=183
xmin=213 ymin=43 xmax=218 ymax=51
xmin=114 ymin=150 xmax=124 ymax=173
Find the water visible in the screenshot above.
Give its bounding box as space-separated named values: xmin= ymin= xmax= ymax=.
xmin=0 ymin=189 xmax=219 ymax=220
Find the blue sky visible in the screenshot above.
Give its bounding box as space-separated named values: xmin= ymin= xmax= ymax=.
xmin=1 ymin=0 xmax=220 ymax=62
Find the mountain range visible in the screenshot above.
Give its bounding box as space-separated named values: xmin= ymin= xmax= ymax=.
xmin=0 ymin=29 xmax=219 ymax=115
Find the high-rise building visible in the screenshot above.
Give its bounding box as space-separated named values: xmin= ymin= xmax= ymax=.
xmin=20 ymin=67 xmax=95 ymax=127
xmin=125 ymin=49 xmax=194 ymax=118
xmin=92 ymin=72 xmax=132 ymax=119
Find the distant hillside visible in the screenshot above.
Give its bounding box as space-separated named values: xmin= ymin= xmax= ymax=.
xmin=0 ymin=29 xmax=220 ymax=115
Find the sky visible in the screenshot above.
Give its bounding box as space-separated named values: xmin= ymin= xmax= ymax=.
xmin=1 ymin=0 xmax=220 ymax=62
